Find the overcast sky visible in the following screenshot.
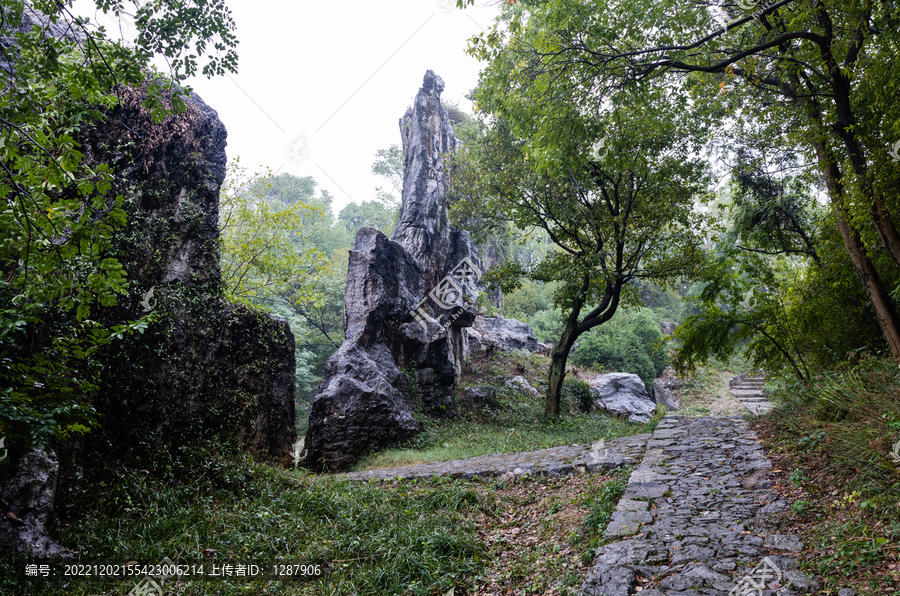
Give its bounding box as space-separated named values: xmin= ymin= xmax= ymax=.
xmin=74 ymin=1 xmax=501 ymax=215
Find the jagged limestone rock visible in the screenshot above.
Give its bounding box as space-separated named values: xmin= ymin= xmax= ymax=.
xmin=306 ymin=71 xmax=546 ymax=471
xmin=305 ymin=228 xmax=427 ymax=471
xmin=77 ymin=85 xmax=297 ymax=468
xmin=2 ymin=5 xmax=297 ymax=558
xmin=467 ymin=316 xmax=548 ymax=355
xmin=393 ymin=70 xmax=482 ymax=376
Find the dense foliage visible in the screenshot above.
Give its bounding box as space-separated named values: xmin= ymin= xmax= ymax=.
xmin=571 ymin=309 xmax=667 ymax=385
xmin=0 ymin=0 xmax=237 ymax=452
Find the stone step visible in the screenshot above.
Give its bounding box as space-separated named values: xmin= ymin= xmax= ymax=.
xmin=579 ymin=415 xmax=817 ymax=595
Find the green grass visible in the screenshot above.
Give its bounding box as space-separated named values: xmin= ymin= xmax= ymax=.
xmin=353 ymin=413 xmax=654 ymax=471
xmin=579 ymin=468 xmax=631 ymax=564
xmin=351 ymin=350 xmax=659 ymax=471
xmin=2 ymin=450 xmax=491 ymax=596
xmin=0 ymin=449 xmax=641 ymax=596
xmin=758 ymin=357 xmax=900 ymax=594
xmin=0 ymin=351 xmax=666 ymax=595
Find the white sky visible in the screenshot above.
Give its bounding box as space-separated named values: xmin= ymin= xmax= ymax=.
xmin=73 ymin=1 xmax=501 ymax=214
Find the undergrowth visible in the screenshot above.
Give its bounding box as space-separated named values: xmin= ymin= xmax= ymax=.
xmin=0 ymin=449 xmax=636 ymax=596
xmin=758 ymin=356 xmax=900 ymax=594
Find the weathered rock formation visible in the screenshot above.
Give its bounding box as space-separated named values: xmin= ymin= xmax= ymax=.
xmin=650 ymin=383 xmax=681 ymax=412
xmin=306 ymin=72 xmax=477 ymax=471
xmin=2 ymin=63 xmax=296 ymax=553
xmin=466 ymin=316 xmax=548 ymax=354
xmin=590 ymin=373 xmax=658 ymax=423
xmin=76 ymin=83 xmax=297 ymax=469
xmin=0 ymin=451 xmax=73 ymax=559
xmin=306 ymin=71 xmax=547 ymax=472
xmin=303 ymin=228 xmax=428 ymax=471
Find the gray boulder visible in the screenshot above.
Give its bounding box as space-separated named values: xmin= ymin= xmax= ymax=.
xmin=650 ymin=383 xmax=680 ymax=412
xmin=0 ymin=450 xmax=74 ymax=558
xmin=462 ymin=386 xmax=497 ymax=410
xmin=506 ymin=375 xmax=540 ymax=397
xmin=469 ymin=316 xmax=547 ymax=353
xmin=590 ymin=373 xmax=657 ymax=423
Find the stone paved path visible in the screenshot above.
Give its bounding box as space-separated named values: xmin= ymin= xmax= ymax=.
xmin=729 ymin=375 xmax=773 ymax=416
xmin=339 ymin=433 xmax=650 ymax=481
xmin=579 ymin=415 xmax=817 ymax=596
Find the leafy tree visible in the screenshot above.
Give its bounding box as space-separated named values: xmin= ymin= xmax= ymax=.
xmin=218 ymin=161 xmax=328 ymax=307
xmin=0 ymin=0 xmax=238 ymax=450
xmin=339 ymin=199 xmax=397 ymax=236
xmin=571 ymin=308 xmax=667 ymax=384
xmin=371 ymin=144 xmax=403 ymax=203
xmin=250 ymin=172 xmax=351 ymax=259
xmin=451 ymin=80 xmax=711 ymax=417
xmin=675 ymin=211 xmax=889 ymax=379
xmin=460 ymin=0 xmax=900 ymax=360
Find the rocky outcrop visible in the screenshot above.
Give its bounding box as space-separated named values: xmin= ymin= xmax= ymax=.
xmin=392 ymin=70 xmax=483 ymax=375
xmin=650 ymin=383 xmax=681 ymax=412
xmin=506 ymin=375 xmax=540 ymax=398
xmin=3 ymin=83 xmax=297 ymax=554
xmin=0 ymin=450 xmax=73 ymax=559
xmin=304 ymin=228 xmax=431 ymax=471
xmin=306 ymin=72 xmax=481 ymax=472
xmin=467 ymin=316 xmax=548 ymax=354
xmin=306 ymin=71 xmax=546 ymax=472
xmin=2 ymin=4 xmax=296 ymax=558
xmin=660 ymin=321 xmax=678 ymax=336
xmin=590 ymin=373 xmax=657 ymax=423
xmin=75 ymin=84 xmax=297 ymax=469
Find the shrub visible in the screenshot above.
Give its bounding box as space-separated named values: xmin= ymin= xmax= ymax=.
xmin=562 ymin=378 xmax=593 ymax=413
xmin=570 ymin=310 xmax=667 ymax=384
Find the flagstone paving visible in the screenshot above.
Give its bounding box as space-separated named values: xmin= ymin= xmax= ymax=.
xmin=579 ymin=415 xmax=817 ymax=596
xmin=338 ymin=433 xmax=651 ymax=481
xmin=334 ymin=410 xmax=816 ymax=595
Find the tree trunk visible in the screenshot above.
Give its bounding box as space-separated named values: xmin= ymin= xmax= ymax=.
xmin=786 ymin=71 xmax=900 ymax=362
xmin=545 ymin=322 xmax=579 ymax=419
xmin=813 ymin=139 xmax=900 ymax=360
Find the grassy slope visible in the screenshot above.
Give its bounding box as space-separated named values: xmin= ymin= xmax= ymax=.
xmin=1 ymin=350 xmax=658 ymax=596
xmin=753 ymin=358 xmax=900 ymax=595
xmin=353 ymin=350 xmax=659 ymax=471
xmin=1 ymin=449 xmax=630 ymax=596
